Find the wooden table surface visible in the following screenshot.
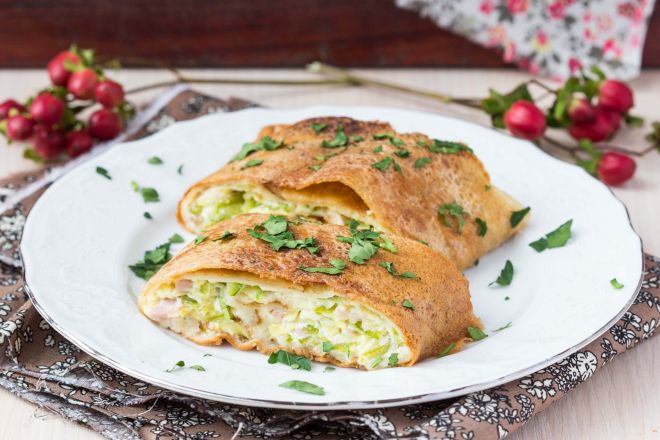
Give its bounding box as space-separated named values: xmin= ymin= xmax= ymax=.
xmin=1 ymin=68 xmax=659 ymax=439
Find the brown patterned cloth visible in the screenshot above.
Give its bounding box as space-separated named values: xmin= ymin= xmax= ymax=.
xmin=1 ymin=89 xmax=659 ymax=440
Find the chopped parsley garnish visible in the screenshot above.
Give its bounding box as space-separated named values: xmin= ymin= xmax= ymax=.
xmin=336 ymin=220 xmax=396 ymax=265
xmin=213 ymin=231 xmax=236 ymax=241
xmin=203 ymin=353 xmax=212 ymax=357
xmin=129 ymin=242 xmax=172 ymax=280
xmin=373 ymin=145 xmax=383 ymax=153
xmin=136 ymin=185 xmax=159 ymax=203
xmin=232 ymin=136 xmax=283 ymax=161
xmin=148 ymin=156 xmax=163 ymax=165
xmin=321 ymin=124 xmax=348 ymax=148
xmin=323 ymin=366 xmax=336 ymax=372
xmin=241 ymin=159 xmax=264 ymax=169
xmin=315 ymin=152 xmax=337 ymax=162
xmin=475 ymin=218 xmax=487 ymax=236
xmin=390 ymin=137 xmax=405 ymax=147
xmin=177 ymin=164 xmax=184 ymax=175
xmin=402 ymin=299 xmax=415 ymax=310
xmin=130 ymin=180 xmax=139 ymax=192
xmin=510 ymin=207 xmax=531 ymax=228
xmin=388 ymin=353 xmax=399 ymax=367
xmin=428 ymin=139 xmax=472 ymax=154
xmin=468 ymin=327 xmax=488 ymax=341
xmin=143 ymin=212 xmax=152 ymax=220
xmin=311 ymin=122 xmax=328 ymax=133
xmin=379 ymin=261 xmax=416 ymax=279
xmin=298 ymin=259 xmax=346 ymax=275
xmin=95 ymin=166 xmax=111 ymax=179
xmin=529 ymin=219 xmax=573 ymax=252
xmin=372 ymin=156 xmax=393 ymax=171
xmin=350 ymin=135 xmax=364 ymax=143
xmin=309 ymin=165 xmax=321 ymax=172
xmin=494 ymin=322 xmax=512 ymax=332
xmin=414 ymin=157 xmax=432 ymax=168
xmin=169 ymin=233 xmax=184 ymax=244
xmin=438 ymin=203 xmax=466 ymax=233
xmin=610 ymin=278 xmax=624 ymax=289
xmin=416 ymin=139 xmax=428 ymax=147
xmin=247 ymin=215 xmax=318 ymax=253
xmin=268 ymin=350 xmax=312 ymax=371
xmin=394 ymin=149 xmax=410 ymax=158
xmin=189 ymin=364 xmax=206 ymax=371
xmin=322 ymin=341 xmax=333 ymax=352
xmin=393 ymin=161 xmax=402 ymax=173
xmin=438 ymin=342 xmax=455 ymax=357
xmin=490 ymin=260 xmax=514 ymax=287
xmin=194 ymin=235 xmax=207 ymax=245
xmin=165 ymin=360 xmax=185 ymax=372
xmin=279 ymin=380 xmax=325 ymax=395
xmin=373 ymin=132 xmax=394 ymax=140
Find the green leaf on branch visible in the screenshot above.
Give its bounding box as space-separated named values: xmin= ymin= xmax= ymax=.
xmin=624 ymin=114 xmax=644 ymax=127
xmin=575 ymin=139 xmax=603 ymax=175
xmin=645 ymin=121 xmax=660 ymax=152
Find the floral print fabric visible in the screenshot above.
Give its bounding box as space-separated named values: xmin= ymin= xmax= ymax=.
xmin=1 ymin=90 xmax=659 ymax=439
xmin=396 ymin=0 xmax=656 ymax=80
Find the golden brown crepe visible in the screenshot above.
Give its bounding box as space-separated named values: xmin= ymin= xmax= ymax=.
xmin=178 ymin=117 xmax=528 ymax=270
xmin=138 ymin=213 xmax=481 ymax=370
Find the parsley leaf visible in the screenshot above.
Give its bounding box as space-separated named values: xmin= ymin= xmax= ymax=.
xmin=268 ymin=350 xmax=312 ymax=371
xmin=298 ymin=259 xmax=345 ymax=275
xmin=350 ymin=135 xmax=364 ymax=143
xmin=428 ymin=139 xmax=472 ymax=154
xmin=315 ymin=152 xmax=337 ymax=162
xmin=379 ymin=261 xmax=416 ymax=279
xmin=372 ymin=156 xmax=393 ymax=171
xmin=129 ymin=242 xmax=172 ymax=280
xmin=189 ymin=364 xmax=206 ymax=371
xmin=610 ymin=278 xmax=624 ymax=289
xmin=529 ymin=220 xmax=573 ymax=252
xmin=213 ymin=231 xmax=236 ymax=241
xmin=494 ymin=322 xmax=512 ymax=332
xmin=177 ymin=164 xmax=184 ymax=175
xmin=194 ymin=235 xmax=207 ymax=245
xmin=414 ymin=157 xmax=432 ymax=169
xmin=232 ymin=136 xmax=283 ymax=161
xmin=323 ymin=366 xmax=336 ymax=372
xmin=475 ymin=218 xmax=487 ymax=236
xmin=372 ymin=145 xmax=383 ymax=153
xmin=279 ymin=380 xmax=325 ymax=395
xmin=490 ymin=260 xmax=514 ymax=287
xmin=143 ymin=212 xmax=152 ymax=220
xmin=438 ymin=342 xmax=455 ymax=357
xmin=169 ymin=233 xmax=184 ymax=244
xmin=95 ymin=166 xmax=111 ymax=179
xmin=148 ymin=156 xmax=163 ymax=165
xmin=338 ymin=223 xmax=396 ymax=265
xmin=309 ymin=165 xmax=321 ymax=172
xmin=321 ymin=124 xmax=348 ymax=148
xmin=247 ymin=215 xmax=318 ymax=253
xmin=165 ymin=360 xmax=185 ymax=372
xmin=373 ymin=132 xmax=394 ymax=140
xmin=322 ymin=341 xmax=333 ymax=352
xmin=388 ymin=353 xmax=399 ymax=367
xmin=311 ymin=122 xmax=328 ymax=133
xmin=510 ymin=207 xmax=531 ymax=228
xmin=141 ymin=187 xmax=160 ymax=203
xmin=241 ymin=159 xmax=264 ymax=169
xmin=394 ymin=149 xmax=410 ymax=158
xmin=402 ymin=299 xmax=415 ymax=310
xmin=415 ymin=139 xmax=428 ymax=147
xmin=438 ymin=203 xmax=466 ymax=233
xmin=468 ymin=327 xmax=488 ymax=341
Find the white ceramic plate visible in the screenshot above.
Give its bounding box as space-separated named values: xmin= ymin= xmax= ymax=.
xmin=22 ymin=106 xmax=642 ymax=410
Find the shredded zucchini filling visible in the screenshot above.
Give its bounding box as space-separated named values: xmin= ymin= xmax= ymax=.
xmin=143 ymin=279 xmax=411 ymax=369
xmin=186 ymin=185 xmax=371 ymax=231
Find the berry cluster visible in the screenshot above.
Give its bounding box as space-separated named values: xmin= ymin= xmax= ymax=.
xmin=483 ymin=67 xmax=641 ymax=186
xmin=0 ymin=46 xmax=133 ymax=161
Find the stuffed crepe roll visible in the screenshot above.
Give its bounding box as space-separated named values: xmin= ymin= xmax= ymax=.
xmin=177 ymin=117 xmax=528 ymax=270
xmin=138 ymin=213 xmax=481 ymax=370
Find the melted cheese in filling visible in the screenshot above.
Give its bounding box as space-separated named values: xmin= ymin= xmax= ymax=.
xmin=141 ymin=278 xmax=411 ymax=369
xmin=184 ymin=184 xmax=377 ymax=233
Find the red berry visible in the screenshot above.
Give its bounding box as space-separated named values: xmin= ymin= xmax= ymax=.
xmin=65 ymin=130 xmax=94 ymax=158
xmin=503 ymin=100 xmax=546 ymax=140
xmin=598 ymin=80 xmax=634 ymax=113
xmin=32 ymin=125 xmax=65 ymax=160
xmin=597 ymin=151 xmax=636 ymax=186
xmin=597 ymin=105 xmax=622 ymax=133
xmin=567 ymin=97 xmax=596 ymax=123
xmin=89 ymin=109 xmax=122 ymax=140
xmin=94 ymin=80 xmax=125 ymax=108
xmin=6 ymin=115 xmax=34 ymax=141
xmin=47 ymin=50 xmax=81 ymax=86
xmin=568 ymin=107 xmax=620 ymax=142
xmin=67 ymin=68 xmax=97 ymax=99
xmin=30 ymin=93 xmax=65 ymax=125
xmin=0 ymin=99 xmax=26 ymax=120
